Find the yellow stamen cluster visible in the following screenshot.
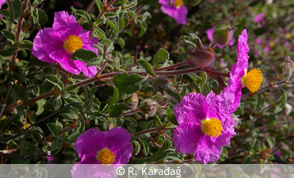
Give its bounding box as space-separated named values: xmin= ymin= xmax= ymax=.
xmin=201 ymin=118 xmax=223 ymax=137
xmin=96 ymin=148 xmax=116 ymax=165
xmin=63 ymin=35 xmax=83 ymax=53
xmin=242 ymin=68 xmax=263 ymax=93
xmin=174 ymin=0 xmax=184 ymax=8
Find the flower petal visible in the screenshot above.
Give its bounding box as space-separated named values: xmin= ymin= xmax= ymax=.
xmin=173 ymin=123 xmax=203 ymax=154
xmin=194 ymin=136 xmax=222 ymax=164
xmin=160 ymin=4 xmax=187 ymax=24
xmin=32 ymin=28 xmax=61 ymax=63
xmin=75 ymin=128 xmax=105 ymax=158
xmin=52 ymin=11 xmax=82 ymax=35
xmin=49 ymin=50 xmax=81 ymax=75
xmin=174 ymin=92 xmax=208 ymax=124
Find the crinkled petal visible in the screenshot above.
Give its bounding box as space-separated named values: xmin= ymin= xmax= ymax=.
xmin=213 ymin=131 xmax=234 ymax=147
xmin=72 ymin=154 xmax=116 ymax=178
xmin=194 ymin=136 xmax=222 ymax=164
xmin=174 ymin=93 xmax=208 ymax=124
xmin=103 ymin=127 xmax=133 ymax=164
xmin=32 ymin=28 xmax=62 ymax=63
xmin=79 ymin=30 xmax=99 ymax=54
xmin=52 ymin=11 xmax=82 ymax=35
xmin=75 ymin=128 xmax=105 ymax=158
xmin=174 ymin=123 xmax=203 ymax=154
xmin=161 ymin=5 xmax=187 ymax=24
xmin=73 ymin=60 xmax=97 ymax=77
xmin=49 ymin=50 xmax=81 ymax=75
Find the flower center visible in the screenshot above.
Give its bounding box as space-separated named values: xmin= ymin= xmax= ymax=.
xmin=96 ymin=148 xmax=116 ymax=165
xmin=241 ymin=68 xmax=263 ymax=93
xmin=201 ymin=118 xmax=223 ymax=137
xmin=63 ymin=35 xmax=83 ymax=53
xmin=174 ymin=0 xmax=184 ymax=8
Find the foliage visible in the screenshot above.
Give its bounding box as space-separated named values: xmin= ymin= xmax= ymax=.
xmin=0 ymin=0 xmax=293 ymax=165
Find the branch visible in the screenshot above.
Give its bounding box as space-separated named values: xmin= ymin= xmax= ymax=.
xmin=0 ymin=102 xmax=80 ymax=142
xmin=0 ymin=82 xmax=14 ymax=117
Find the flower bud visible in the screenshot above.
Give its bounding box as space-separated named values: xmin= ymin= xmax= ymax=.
xmin=187 ymin=41 xmax=215 ymax=69
xmin=213 ymin=19 xmax=236 ymax=46
xmin=125 ymin=93 xmax=139 ymax=110
xmin=139 ymin=99 xmax=158 ymax=119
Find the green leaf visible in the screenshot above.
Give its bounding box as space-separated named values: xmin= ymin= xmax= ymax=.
xmin=256 ymin=94 xmax=264 ymax=112
xmin=36 ymin=99 xmax=46 ymax=116
xmin=9 ymin=0 xmax=21 ymax=21
xmin=127 ymin=11 xmax=137 ymax=23
xmin=280 ymin=89 xmax=287 ymax=107
xmin=124 ymin=0 xmax=137 ymax=9
xmin=107 ymin=87 xmax=119 ymax=105
xmin=67 ymin=119 xmax=85 ymax=141
xmin=76 ymin=10 xmax=92 ymax=23
xmin=51 ymin=140 xmax=62 ymax=155
xmin=138 ymin=20 xmax=147 ymax=37
xmin=20 ymin=141 xmax=36 ymax=156
xmin=37 ymin=9 xmax=48 ymax=25
xmin=94 ymin=0 xmax=103 ymax=13
xmin=107 ymin=20 xmax=119 ymax=34
xmin=192 ymin=0 xmax=202 ymax=6
xmin=46 ymin=123 xmax=58 ymax=137
xmin=138 ymin=139 xmax=150 ymax=156
xmin=113 ymin=73 xmax=144 ymax=94
xmin=108 ymin=103 xmax=128 ymax=117
xmin=31 ymin=8 xmax=39 ymax=24
xmin=138 ymin=60 xmax=157 ymax=77
xmin=117 ymin=37 xmax=125 ymax=48
xmin=20 ymin=40 xmax=33 ymax=50
xmin=165 ymin=88 xmax=181 ymax=103
xmin=45 ymin=76 xmax=64 ymax=90
xmin=83 ymin=86 xmax=93 ymax=108
xmin=71 ymin=49 xmax=98 ymax=63
xmin=133 ymin=140 xmax=141 ymax=156
xmin=153 ymin=48 xmax=169 ymax=64
xmin=1 ymin=29 xmax=16 ymax=43
xmin=265 ymin=136 xmax=276 ymax=148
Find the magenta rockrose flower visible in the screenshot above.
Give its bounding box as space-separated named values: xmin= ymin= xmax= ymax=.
xmin=173 ymin=92 xmax=236 ymax=164
xmin=32 ymin=11 xmax=98 ymax=77
xmin=254 ymin=13 xmax=264 ymax=23
xmin=206 ymin=27 xmax=235 ymax=48
xmin=72 ymin=127 xmax=133 ymax=177
xmin=159 ymin=0 xmax=188 ymax=24
xmin=228 ymin=29 xmax=263 ymax=97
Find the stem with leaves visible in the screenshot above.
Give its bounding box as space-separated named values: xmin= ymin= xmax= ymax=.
xmin=9 ymin=0 xmax=30 ymax=72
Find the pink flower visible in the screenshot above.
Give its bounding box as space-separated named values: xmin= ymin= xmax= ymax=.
xmin=72 ymin=127 xmax=133 ymax=177
xmin=254 ymin=13 xmax=264 ymax=23
xmin=206 ymin=27 xmax=235 ymax=48
xmin=159 ymin=0 xmax=188 ymax=24
xmin=32 ymin=11 xmax=98 ymax=77
xmin=173 ymin=91 xmax=236 ymax=164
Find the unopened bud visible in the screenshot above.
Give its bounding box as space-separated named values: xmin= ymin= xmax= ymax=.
xmin=125 ymin=93 xmax=139 ymax=110
xmin=213 ymin=18 xmax=236 ymax=46
xmin=139 ymin=99 xmax=158 ymax=119
xmin=187 ymin=45 xmax=215 ymax=69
